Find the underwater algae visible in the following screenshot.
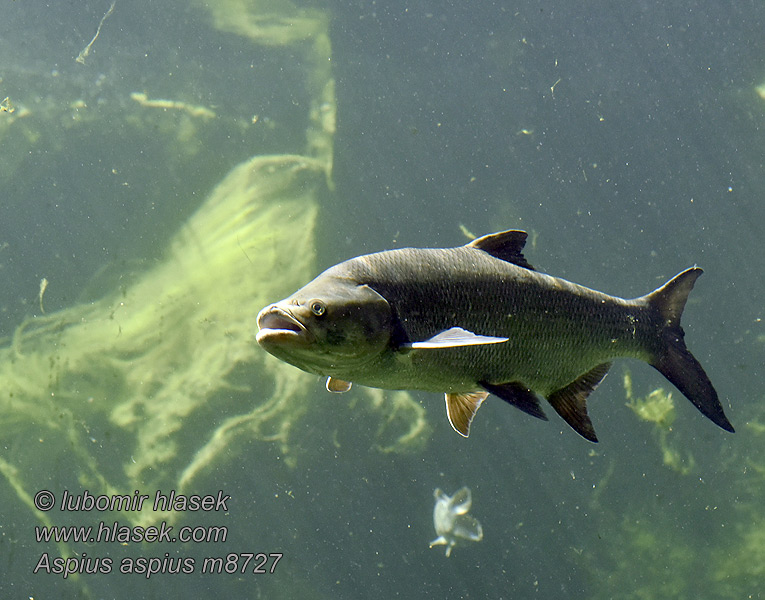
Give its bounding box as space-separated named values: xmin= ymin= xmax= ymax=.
xmin=0 ymin=151 xmax=427 ymax=537
xmin=0 ymin=3 xmax=423 ymax=596
xmin=0 ymin=0 xmax=430 ymax=554
xmin=624 ymin=369 xmax=695 ymax=475
xmin=577 ymin=372 xmax=765 ymax=599
xmin=707 ymin=417 xmax=765 ymax=598
xmin=1 ymin=154 xmax=321 ymax=523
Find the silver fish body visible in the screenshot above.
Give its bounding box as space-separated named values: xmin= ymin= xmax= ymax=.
xmin=256 ymin=230 xmax=734 ymax=442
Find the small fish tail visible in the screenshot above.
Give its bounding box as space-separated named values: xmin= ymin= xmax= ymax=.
xmin=644 ymin=267 xmax=734 ymax=433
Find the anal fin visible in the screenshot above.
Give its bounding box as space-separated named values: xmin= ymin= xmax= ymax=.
xmin=480 ymin=381 xmax=548 ymax=421
xmin=445 ymin=391 xmax=489 ymax=437
xmin=547 ymin=362 xmax=611 ymax=443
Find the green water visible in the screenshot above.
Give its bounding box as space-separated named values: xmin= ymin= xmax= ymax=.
xmin=0 ymin=0 xmax=763 ymax=598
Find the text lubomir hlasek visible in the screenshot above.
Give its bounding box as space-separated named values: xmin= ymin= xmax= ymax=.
xmin=58 ymin=489 xmax=230 ymax=512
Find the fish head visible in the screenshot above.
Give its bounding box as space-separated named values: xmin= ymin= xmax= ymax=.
xmin=256 ymin=272 xmax=392 ymax=375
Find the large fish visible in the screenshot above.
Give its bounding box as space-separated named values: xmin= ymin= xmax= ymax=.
xmin=255 ymin=230 xmax=734 ymax=442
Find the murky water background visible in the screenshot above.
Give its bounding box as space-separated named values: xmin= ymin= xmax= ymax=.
xmin=0 ymin=1 xmax=763 ymax=598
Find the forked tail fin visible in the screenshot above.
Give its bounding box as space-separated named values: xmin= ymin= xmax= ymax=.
xmin=643 ymin=267 xmax=734 ymax=433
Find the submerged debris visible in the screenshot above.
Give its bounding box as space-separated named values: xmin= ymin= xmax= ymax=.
xmin=76 ymin=1 xmax=117 ymax=64
xmin=429 ymin=486 xmax=483 ymax=557
xmin=0 ymin=96 xmax=14 ymax=114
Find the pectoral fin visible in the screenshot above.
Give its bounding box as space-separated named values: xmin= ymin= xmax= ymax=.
xmin=445 ymin=391 xmax=489 ymax=437
xmin=546 ymin=363 xmax=611 ymax=443
xmin=326 ymin=377 xmax=352 ymax=393
xmin=408 ymin=327 xmax=508 ymax=349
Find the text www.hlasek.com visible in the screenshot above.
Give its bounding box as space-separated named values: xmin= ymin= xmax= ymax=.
xmin=35 ymin=520 xmax=226 ymax=544
xmin=32 ymin=489 xmax=282 ymax=579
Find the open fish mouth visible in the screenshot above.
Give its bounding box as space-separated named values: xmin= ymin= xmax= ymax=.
xmin=256 ymin=305 xmax=309 ymax=344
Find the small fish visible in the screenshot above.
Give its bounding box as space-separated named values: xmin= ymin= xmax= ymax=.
xmin=256 ymin=230 xmax=734 ymax=442
xmin=429 ymin=487 xmax=483 ymax=557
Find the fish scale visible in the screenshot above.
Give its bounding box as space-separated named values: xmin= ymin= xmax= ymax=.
xmin=343 ymin=247 xmax=652 ymax=393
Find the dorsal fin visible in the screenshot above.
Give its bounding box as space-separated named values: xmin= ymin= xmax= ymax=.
xmin=467 ymin=230 xmax=535 ymax=270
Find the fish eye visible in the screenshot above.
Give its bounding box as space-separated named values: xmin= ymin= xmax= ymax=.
xmin=309 ymin=300 xmax=326 ymax=316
